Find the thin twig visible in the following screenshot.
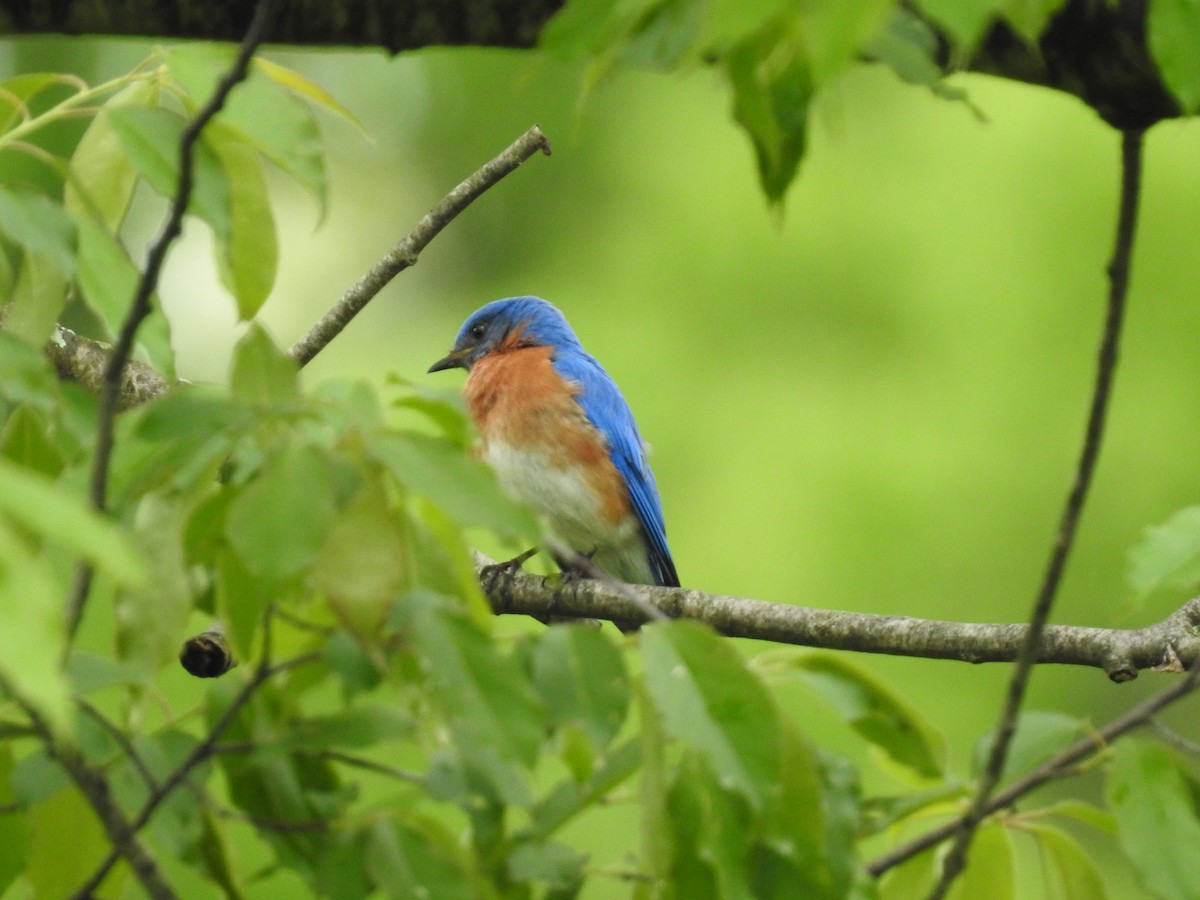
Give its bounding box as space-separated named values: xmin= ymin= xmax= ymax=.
xmin=69 ymin=651 xmax=319 ymax=900
xmin=0 ymin=675 xmax=177 ymax=899
xmin=923 ymin=128 xmax=1146 ymax=899
xmin=867 ymin=664 xmax=1200 ymax=877
xmin=76 ymin=697 xmax=160 ymax=792
xmin=1147 ymin=718 xmax=1200 ymax=757
xmin=314 ymin=749 xmax=424 ymax=784
xmin=288 ymin=124 xmax=552 ymax=367
xmin=64 ymin=0 xmax=278 ymax=642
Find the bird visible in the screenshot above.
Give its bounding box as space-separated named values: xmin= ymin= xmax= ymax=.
xmin=429 ymin=296 xmax=679 ymax=590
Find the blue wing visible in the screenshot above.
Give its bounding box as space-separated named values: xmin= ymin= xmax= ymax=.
xmin=552 ymin=349 xmax=679 ymax=587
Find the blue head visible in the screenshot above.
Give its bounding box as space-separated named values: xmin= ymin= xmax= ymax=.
xmin=429 ymin=296 xmax=582 ymax=372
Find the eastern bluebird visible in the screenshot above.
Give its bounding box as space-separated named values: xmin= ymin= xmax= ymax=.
xmin=429 ymin=296 xmax=679 ymax=589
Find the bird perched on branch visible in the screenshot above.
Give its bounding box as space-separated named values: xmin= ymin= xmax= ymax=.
xmin=429 ymin=296 xmax=679 ymax=590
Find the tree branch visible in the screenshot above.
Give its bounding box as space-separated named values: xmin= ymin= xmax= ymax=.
xmin=926 ymin=126 xmax=1144 ymax=899
xmin=64 ymin=0 xmax=277 ymax=643
xmin=481 ymin=559 xmax=1199 ymax=679
xmin=287 ymin=124 xmax=552 ymax=367
xmin=866 ymin=663 xmax=1200 ymax=878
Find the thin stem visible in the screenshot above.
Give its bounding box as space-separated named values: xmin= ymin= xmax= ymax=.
xmin=288 ymin=124 xmax=552 ymax=367
xmin=64 ymin=0 xmax=277 ymax=643
xmin=922 ymin=128 xmax=1145 ymax=899
xmin=868 ymin=664 xmax=1200 ymax=878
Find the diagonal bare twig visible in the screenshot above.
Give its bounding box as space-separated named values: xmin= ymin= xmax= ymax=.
xmin=867 ymin=664 xmax=1200 ymax=878
xmin=924 ymin=127 xmax=1146 ymax=899
xmin=64 ymin=0 xmax=280 ymax=643
xmin=288 ymin=124 xmax=552 ymax=367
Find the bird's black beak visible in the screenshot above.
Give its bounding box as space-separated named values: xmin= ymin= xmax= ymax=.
xmin=428 ymin=347 xmax=473 ymax=373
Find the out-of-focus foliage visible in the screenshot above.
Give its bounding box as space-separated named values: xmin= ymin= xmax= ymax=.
xmin=2 ymin=1 xmax=1200 ymax=897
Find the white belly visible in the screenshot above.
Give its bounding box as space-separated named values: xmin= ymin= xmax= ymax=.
xmin=484 ymin=441 xmax=652 ymax=583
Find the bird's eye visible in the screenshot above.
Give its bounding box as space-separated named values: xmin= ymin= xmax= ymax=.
xmin=469 ymin=323 xmax=487 ymax=340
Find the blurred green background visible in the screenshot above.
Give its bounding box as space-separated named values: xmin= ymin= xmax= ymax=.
xmin=7 ymin=34 xmax=1200 ymax=895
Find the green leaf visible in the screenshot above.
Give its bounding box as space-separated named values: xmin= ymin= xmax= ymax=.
xmin=913 ymin=0 xmax=997 ymax=49
xmin=205 ymin=121 xmax=278 ymax=319
xmin=795 ymin=0 xmax=894 ymax=84
xmin=313 ymin=473 xmax=407 ymax=640
xmin=5 ymin=250 xmax=69 ymax=348
xmin=641 ymin=620 xmax=780 ymax=812
xmin=947 ymin=821 xmax=1014 ymax=900
xmin=74 ymin=211 xmax=141 ymax=337
xmin=1107 ymin=738 xmax=1200 ymax=900
xmin=164 ymin=44 xmax=329 ymax=211
xmin=26 ymin=787 xmax=117 ymax=898
xmin=225 ymin=441 xmax=337 ymax=580
xmin=972 ymin=711 xmax=1087 ymax=782
xmin=0 ymin=332 xmax=59 ymax=409
xmin=116 ymin=493 xmax=195 ymax=672
xmin=365 ymin=818 xmax=483 ymax=900
xmin=1023 ymin=823 xmax=1108 ymax=900
xmin=0 ymin=187 xmax=76 ymax=275
xmin=786 ymin=651 xmax=946 ymax=778
xmin=1040 ymin=799 xmax=1117 ymax=835
xmin=368 ymin=431 xmax=539 ymax=539
xmin=998 ymin=0 xmax=1069 ymax=44
xmin=507 ymin=840 xmax=587 ymax=894
xmin=867 ymin=9 xmax=973 ymax=105
xmin=273 ymin=704 xmax=412 ymax=752
xmin=1127 ymin=505 xmax=1200 ymax=598
xmin=252 ymin=56 xmax=367 ymax=134
xmin=66 ymin=650 xmax=150 ymax=694
xmin=215 ymin=546 xmax=271 ymax=660
xmin=0 ymin=746 xmax=24 ymax=894
xmin=0 ymin=454 xmax=143 ymax=585
xmin=107 ymin=105 xmax=231 ymax=241
xmin=135 ymin=386 xmax=250 ymax=442
xmin=532 ymin=624 xmax=629 ymax=757
xmin=1149 ymin=0 xmax=1200 ymax=113
xmin=525 ymin=737 xmax=642 ymax=841
xmin=65 ymin=78 xmax=160 ymax=231
xmin=725 ymin=23 xmax=813 ymax=206
xmin=401 ymin=593 xmax=543 ymax=806
xmin=0 ymin=73 xmax=84 ymax=135
xmin=229 ymin=322 xmax=299 ymax=405
xmin=0 ymin=405 xmax=64 ymax=477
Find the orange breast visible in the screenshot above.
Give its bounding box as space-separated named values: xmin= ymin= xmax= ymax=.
xmin=464 ymin=346 xmax=630 ymax=525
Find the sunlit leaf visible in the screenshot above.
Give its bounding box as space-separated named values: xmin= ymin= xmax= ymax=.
xmin=253 ymin=57 xmax=367 ymax=134
xmin=1127 ymin=505 xmax=1200 ymax=599
xmin=507 ymin=840 xmax=587 ymax=894
xmin=64 ymin=78 xmax=159 ymax=231
xmin=0 ymin=72 xmax=84 ymax=135
xmin=1107 ymin=739 xmax=1200 ymax=900
xmin=913 ymin=0 xmax=997 ymax=50
xmin=946 ymin=821 xmax=1014 ymax=900
xmin=787 ymin=651 xmax=946 ymax=778
xmin=229 ymin=321 xmax=299 ymax=405
xmin=205 ymin=121 xmax=278 ymax=319
xmin=866 ymin=9 xmax=972 ymax=105
xmin=795 ymin=0 xmax=894 ymax=84
xmin=107 ymin=105 xmax=231 ymax=241
xmin=26 ymin=787 xmax=117 ymax=898
xmin=642 ymin=620 xmax=780 ymax=812
xmin=74 ymin=212 xmax=140 ymax=337
xmin=1149 ymin=0 xmax=1200 ymax=114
